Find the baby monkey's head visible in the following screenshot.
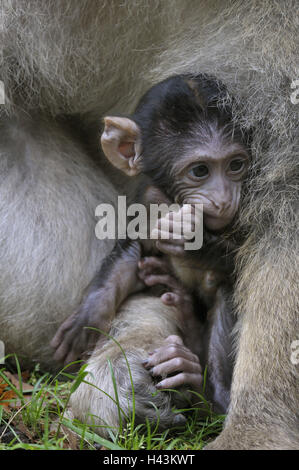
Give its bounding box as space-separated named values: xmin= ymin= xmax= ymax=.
xmin=101 ymin=74 xmax=250 ymax=231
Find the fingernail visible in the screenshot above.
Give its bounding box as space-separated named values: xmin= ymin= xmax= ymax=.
xmin=142 ymin=360 xmax=152 ymax=369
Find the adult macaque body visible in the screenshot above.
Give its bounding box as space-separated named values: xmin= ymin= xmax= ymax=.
xmin=1 ymin=1 xmax=298 ymax=450
xmin=56 ymin=75 xmax=250 ymax=428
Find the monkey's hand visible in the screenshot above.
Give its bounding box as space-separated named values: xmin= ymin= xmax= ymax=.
xmin=50 ymin=288 xmax=115 ymax=366
xmin=142 ymin=335 xmax=203 ymax=394
xmin=150 ymin=205 xmax=200 ymax=257
xmin=138 ymin=256 xmax=195 ymax=320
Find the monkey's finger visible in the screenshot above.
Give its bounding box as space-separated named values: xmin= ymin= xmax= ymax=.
xmin=156 ymin=372 xmax=203 ymax=391
xmin=137 ymin=270 xmax=148 ymax=283
xmin=50 ymin=332 xmax=70 ymax=350
xmin=151 ymin=357 xmax=202 ymax=378
xmin=50 ymin=333 xmax=62 ymax=350
xmin=158 ymin=209 xmax=195 ymax=225
xmin=51 ymin=329 xmax=69 ymax=350
xmin=173 ymin=215 xmax=196 ymax=235
xmin=152 ymin=226 xmax=186 ymax=242
xmin=50 ymin=310 xmax=86 ymax=348
xmin=50 ymin=316 xmax=78 ymax=348
xmin=158 ymin=218 xmax=193 ymax=235
xmin=62 ymin=330 xmax=91 ymax=366
xmin=181 ymin=204 xmax=196 ymax=215
xmin=146 ymin=334 xmax=184 ymax=353
xmin=53 ymin=345 xmax=69 ymax=364
xmin=144 ymin=344 xmax=200 ymax=368
xmin=142 ymin=274 xmax=180 ymax=290
xmin=156 ymin=241 xmax=186 ymax=257
xmin=63 ymin=350 xmax=78 ymax=367
xmin=138 ymin=262 xmax=169 ymax=280
xmin=138 ymin=257 xmax=169 ymax=272
xmin=158 ymin=219 xmax=184 ymax=231
xmin=54 ymin=342 xmax=72 ymax=364
xmin=162 ymin=338 xmax=200 ymax=361
xmin=138 ymin=271 xmax=164 ymax=286
xmin=53 ymin=327 xmax=84 ymax=363
xmin=160 ymin=211 xmax=196 ymax=226
xmin=154 ymin=212 xmax=180 ymax=231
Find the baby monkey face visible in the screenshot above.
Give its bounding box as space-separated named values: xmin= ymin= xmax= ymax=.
xmin=100 ymin=74 xmax=251 ymax=234
xmin=101 ymin=116 xmax=249 ymax=232
xmin=170 ymin=135 xmax=249 ymax=231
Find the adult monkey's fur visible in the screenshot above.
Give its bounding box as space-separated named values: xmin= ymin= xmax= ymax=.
xmin=0 ymin=0 xmax=298 ymax=449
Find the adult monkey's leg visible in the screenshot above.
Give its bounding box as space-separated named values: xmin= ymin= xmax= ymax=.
xmin=206 ymin=244 xmax=299 ymax=450
xmin=0 ymin=115 xmax=117 ymax=372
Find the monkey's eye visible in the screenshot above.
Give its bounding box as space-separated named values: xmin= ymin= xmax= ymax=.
xmin=189 ymin=164 xmax=209 ymax=179
xmin=229 ymin=159 xmax=245 ymax=173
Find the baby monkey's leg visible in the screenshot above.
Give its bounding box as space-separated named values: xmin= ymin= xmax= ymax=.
xmin=139 ymin=256 xmax=203 ymax=398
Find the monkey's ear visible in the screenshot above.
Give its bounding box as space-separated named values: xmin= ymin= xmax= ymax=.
xmin=101 ymin=117 xmax=142 ymax=176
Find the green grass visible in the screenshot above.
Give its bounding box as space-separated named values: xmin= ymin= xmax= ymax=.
xmin=0 ymin=357 xmax=224 ymax=450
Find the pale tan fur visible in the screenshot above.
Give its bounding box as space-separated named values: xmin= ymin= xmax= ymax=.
xmin=0 ymin=116 xmax=116 ymax=370
xmin=70 ymin=295 xmax=192 ymax=437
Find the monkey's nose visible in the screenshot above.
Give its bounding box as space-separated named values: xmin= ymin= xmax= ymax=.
xmin=211 ymin=199 xmax=228 ymax=215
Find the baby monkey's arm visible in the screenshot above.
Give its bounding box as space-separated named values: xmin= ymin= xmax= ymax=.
xmin=51 ymin=240 xmax=143 ymax=365
xmin=138 ymin=256 xmax=199 ymax=335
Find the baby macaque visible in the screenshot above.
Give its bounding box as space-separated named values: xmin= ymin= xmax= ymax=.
xmin=52 ymin=74 xmax=250 ymax=431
